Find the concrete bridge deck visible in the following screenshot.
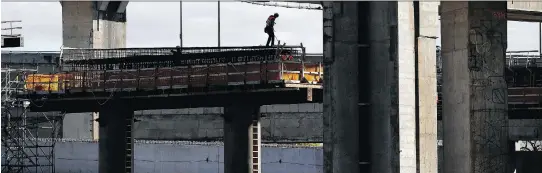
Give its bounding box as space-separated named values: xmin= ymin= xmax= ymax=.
xmin=18 ymin=46 xmax=323 ymax=113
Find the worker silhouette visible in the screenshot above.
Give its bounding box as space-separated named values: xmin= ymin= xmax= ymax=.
xmin=171 ymin=46 xmax=182 ymax=55
xmin=264 ymin=13 xmax=279 ymax=47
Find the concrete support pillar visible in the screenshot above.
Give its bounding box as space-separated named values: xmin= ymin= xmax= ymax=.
xmin=322 ymin=2 xmax=360 ymax=173
xmin=368 ymin=2 xmax=417 ymax=173
xmin=441 ymin=2 xmax=509 ymax=173
xmin=415 ymin=2 xmax=439 ymax=173
xmin=323 ymin=2 xmax=439 ymax=173
xmin=223 ymin=104 xmax=260 ymax=173
xmin=92 ymin=112 xmax=99 ymax=141
xmin=61 ymin=1 xmax=127 ymax=48
xmin=98 ymin=100 xmax=134 ymax=173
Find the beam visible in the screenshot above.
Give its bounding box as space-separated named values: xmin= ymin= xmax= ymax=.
xmin=508 ymin=9 xmax=542 ymax=22
xmin=25 ymin=87 xmax=322 ymax=112
xmin=508 ymin=1 xmax=542 ymax=13
xmin=506 ymin=1 xmax=542 ymax=22
xmin=117 ymin=1 xmax=128 ymax=13
xmin=98 ymin=2 xmax=109 ymax=11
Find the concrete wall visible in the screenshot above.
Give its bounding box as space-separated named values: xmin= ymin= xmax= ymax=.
xmin=138 ymin=104 xmax=323 ymax=143
xmin=63 ymin=105 xmax=542 ymax=143
xmin=63 ymin=103 xmax=323 ymax=142
xmin=62 ymin=113 xmax=94 ymax=139
xmin=53 ymin=141 xmax=322 ymax=173
xmin=5 ymin=139 xmax=540 ymax=173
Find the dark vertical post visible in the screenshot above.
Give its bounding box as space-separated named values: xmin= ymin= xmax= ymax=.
xmin=179 ymin=1 xmax=183 ymax=47
xmin=218 ymin=1 xmax=221 ymax=47
xmin=98 ymin=100 xmax=134 ymax=173
xmin=322 ymin=2 xmax=334 ymax=173
xmin=358 ymin=2 xmax=371 ymax=172
xmin=223 ymin=103 xmax=260 ymax=173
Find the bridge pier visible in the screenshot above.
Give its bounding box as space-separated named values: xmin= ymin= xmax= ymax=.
xmin=322 ymin=2 xmax=360 ymax=173
xmin=98 ymin=100 xmax=134 ymax=173
xmin=61 ymin=1 xmax=127 ymax=48
xmin=323 ymin=1 xmax=439 ymax=173
xmin=223 ymin=104 xmax=261 ymax=173
xmin=441 ymin=2 xmax=510 ymax=173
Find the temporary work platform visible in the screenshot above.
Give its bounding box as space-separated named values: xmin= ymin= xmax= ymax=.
xmin=24 ymin=45 xmax=324 ymax=94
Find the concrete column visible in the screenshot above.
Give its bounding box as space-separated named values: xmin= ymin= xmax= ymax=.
xmin=441 ymin=2 xmax=509 ymax=173
xmin=322 ymin=2 xmax=360 ymax=173
xmin=92 ymin=112 xmax=99 ymax=141
xmin=223 ymin=104 xmax=260 ymax=173
xmin=61 ymin=1 xmax=127 ymax=48
xmin=415 ymin=2 xmax=439 ymax=173
xmin=98 ymin=100 xmax=134 ymax=173
xmin=368 ymin=2 xmax=417 ymax=173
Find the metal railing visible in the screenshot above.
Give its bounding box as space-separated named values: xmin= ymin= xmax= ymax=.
xmin=506 ymin=50 xmax=541 ymax=68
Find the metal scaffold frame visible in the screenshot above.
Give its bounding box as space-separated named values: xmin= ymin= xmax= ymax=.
xmin=1 ymin=66 xmax=62 ymax=173
xmin=1 ymin=20 xmax=24 ymax=48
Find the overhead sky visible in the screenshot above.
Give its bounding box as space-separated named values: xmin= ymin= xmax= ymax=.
xmin=1 ymin=2 xmax=541 ymax=54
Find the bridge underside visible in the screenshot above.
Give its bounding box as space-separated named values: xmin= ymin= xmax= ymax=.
xmin=27 ymin=87 xmax=321 ymax=112
xmin=507 ymin=1 xmax=542 ymax=22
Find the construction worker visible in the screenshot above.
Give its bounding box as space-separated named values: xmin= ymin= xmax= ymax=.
xmin=171 ymin=46 xmax=182 ymax=55
xmin=264 ymin=13 xmax=279 ymax=47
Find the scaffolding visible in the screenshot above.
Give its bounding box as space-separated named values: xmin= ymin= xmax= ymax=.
xmin=1 ymin=67 xmax=61 ymax=173
xmin=1 ymin=20 xmax=24 ymax=48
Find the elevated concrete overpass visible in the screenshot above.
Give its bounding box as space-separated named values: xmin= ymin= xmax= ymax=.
xmin=22 ymin=1 xmax=542 ymax=173
xmin=508 ymin=1 xmax=542 ymax=21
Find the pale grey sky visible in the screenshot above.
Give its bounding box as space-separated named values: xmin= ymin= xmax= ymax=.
xmin=1 ymin=2 xmax=541 ymax=54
